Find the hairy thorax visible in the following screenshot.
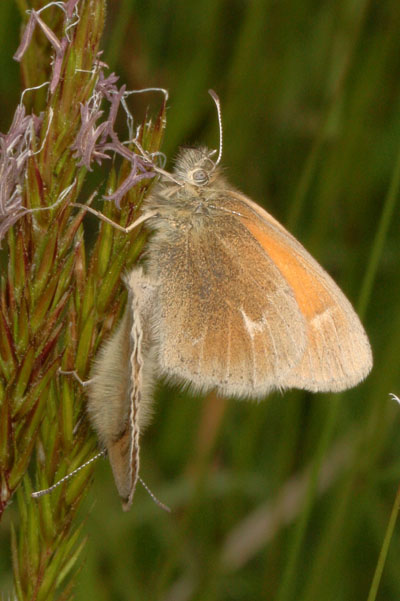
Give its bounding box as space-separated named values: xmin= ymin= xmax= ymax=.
xmin=144 ymin=179 xmax=229 ymax=238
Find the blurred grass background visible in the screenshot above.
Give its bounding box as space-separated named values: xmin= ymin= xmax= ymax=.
xmin=1 ymin=0 xmax=400 ymax=599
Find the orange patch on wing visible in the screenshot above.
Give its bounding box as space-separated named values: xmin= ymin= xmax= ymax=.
xmin=243 ymin=220 xmax=332 ymax=319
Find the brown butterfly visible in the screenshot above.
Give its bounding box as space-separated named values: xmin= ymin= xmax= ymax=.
xmin=87 ymin=91 xmax=372 ymax=510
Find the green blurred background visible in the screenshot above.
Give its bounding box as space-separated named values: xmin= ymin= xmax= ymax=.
xmin=2 ymin=0 xmax=400 ymax=599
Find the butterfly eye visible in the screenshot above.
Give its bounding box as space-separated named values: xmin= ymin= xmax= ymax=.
xmin=191 ymin=168 xmax=209 ymax=185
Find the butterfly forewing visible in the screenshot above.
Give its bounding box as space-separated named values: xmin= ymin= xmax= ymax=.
xmin=145 ymin=177 xmax=371 ymax=396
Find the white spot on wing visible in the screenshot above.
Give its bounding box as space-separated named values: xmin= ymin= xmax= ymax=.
xmin=240 ymin=309 xmax=268 ymax=339
xmin=310 ymin=306 xmax=335 ymax=328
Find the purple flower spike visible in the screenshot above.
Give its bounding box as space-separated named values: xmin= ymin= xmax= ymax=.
xmin=69 ymin=50 xmax=159 ymax=208
xmin=14 ymin=8 xmax=63 ymax=63
xmin=65 ymin=0 xmax=80 ymax=19
xmin=32 ymin=9 xmax=62 ymax=54
xmin=96 ymin=71 xmax=120 ymax=101
xmin=71 ymin=102 xmax=111 ymax=170
xmin=13 ymin=11 xmax=37 ymax=62
xmin=13 ymin=2 xmax=80 ymax=93
xmin=50 ymin=37 xmax=68 ymax=94
xmin=103 ymin=155 xmax=155 ymax=209
xmin=0 ymin=105 xmax=39 ymax=244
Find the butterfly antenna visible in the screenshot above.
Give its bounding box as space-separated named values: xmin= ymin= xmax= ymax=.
xmin=208 ymin=89 xmax=223 ymax=166
xmin=31 ymin=451 xmax=106 ymax=498
xmin=138 ymin=476 xmax=171 ymax=513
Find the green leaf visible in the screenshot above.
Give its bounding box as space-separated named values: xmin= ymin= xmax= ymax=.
xmin=32 ymin=226 xmax=59 ymax=302
xmin=75 ymin=309 xmax=95 ymax=376
xmin=0 ymin=308 xmax=16 ymax=379
xmin=0 ymin=394 xmax=11 ymax=470
xmin=13 ymin=346 xmax=35 ymax=403
xmin=11 ymin=523 xmax=23 ymax=601
xmin=30 ymin=277 xmax=59 ymax=334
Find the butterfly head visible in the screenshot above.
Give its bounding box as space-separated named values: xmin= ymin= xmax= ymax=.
xmin=172 ymin=146 xmax=221 ymax=188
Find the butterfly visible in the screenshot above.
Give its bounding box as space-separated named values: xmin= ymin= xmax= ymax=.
xmin=86 ymin=92 xmax=372 ymax=510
